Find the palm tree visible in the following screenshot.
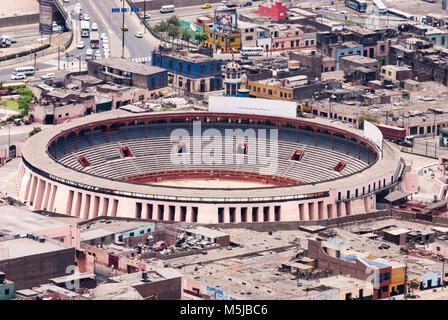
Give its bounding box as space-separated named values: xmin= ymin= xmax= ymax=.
xmin=195 ymin=32 xmax=208 ymax=45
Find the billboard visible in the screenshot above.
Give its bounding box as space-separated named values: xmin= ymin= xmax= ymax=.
xmin=39 ymin=0 xmax=53 ymax=35
xmin=209 ymin=96 xmax=297 ymax=119
xmin=364 ymin=120 xmax=383 ymax=151
xmin=214 ymin=8 xmax=237 ymax=30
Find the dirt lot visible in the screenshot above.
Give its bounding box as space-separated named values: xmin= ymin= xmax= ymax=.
xmin=1 ymin=0 xmax=39 ymax=10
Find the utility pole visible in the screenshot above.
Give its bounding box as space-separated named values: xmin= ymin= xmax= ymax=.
xmin=58 ymin=47 xmax=60 ymax=70
xmin=144 ymin=0 xmax=146 ymax=33
xmin=122 ymin=0 xmax=125 ymax=58
xmin=404 ymin=260 xmax=408 ymax=300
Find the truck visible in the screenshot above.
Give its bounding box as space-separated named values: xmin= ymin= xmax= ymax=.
xmin=81 ymin=21 xmax=90 ymax=38
xmin=375 ymin=123 xmax=414 ymax=146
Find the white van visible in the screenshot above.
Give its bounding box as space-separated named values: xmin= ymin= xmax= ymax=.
xmin=160 ymin=5 xmax=175 ymax=13
xmin=85 ymin=48 xmax=94 ymax=59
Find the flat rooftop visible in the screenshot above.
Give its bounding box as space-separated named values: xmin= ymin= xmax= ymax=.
xmin=79 ymin=219 xmax=155 ymax=235
xmin=110 ymin=268 xmax=181 ymax=285
xmin=0 ymin=205 xmax=69 ymax=236
xmin=0 ymin=237 xmax=71 ymax=260
xmin=153 ymin=49 xmax=213 ymax=64
xmin=90 ymin=57 xmax=166 ymax=76
xmin=341 ymin=55 xmax=379 ymax=64
xmin=182 ymin=226 xmax=228 ymax=239
xmin=318 ymin=275 xmax=373 ymax=290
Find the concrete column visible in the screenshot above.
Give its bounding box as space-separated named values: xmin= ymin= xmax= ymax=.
xmin=74 ymin=192 xmax=83 ymax=217
xmin=92 ymin=196 xmax=100 ymax=218
xmin=223 ymin=207 xmax=230 ymax=223
xmin=33 ymin=179 xmax=46 ymax=210
xmin=23 ymin=173 xmax=33 ymax=202
xmin=43 ymin=182 xmax=52 ymax=210
xmin=102 ymin=197 xmax=110 ymax=216
xmin=29 ymin=175 xmax=38 ymax=205
xmin=48 ymin=185 xmax=58 ymax=212
xmin=174 ymin=205 xmax=181 ymax=221
xmin=186 ymin=206 xmax=193 ymax=223
xmin=83 ymin=194 xmax=91 ymax=220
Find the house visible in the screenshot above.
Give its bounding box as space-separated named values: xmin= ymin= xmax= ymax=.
xmin=87 ymin=57 xmax=168 ymax=91
xmin=152 ymin=48 xmax=224 ymax=93
xmin=254 ymin=0 xmax=287 ymax=21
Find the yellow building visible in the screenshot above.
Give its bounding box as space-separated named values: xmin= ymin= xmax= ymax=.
xmin=371 ymin=257 xmax=405 ymax=296
xmin=247 ymin=78 xmax=294 ymax=101
xmin=203 ymin=24 xmax=241 ymax=53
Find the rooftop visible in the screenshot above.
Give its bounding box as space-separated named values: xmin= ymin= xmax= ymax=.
xmin=383 ymin=227 xmax=411 ymax=236
xmin=182 ymin=226 xmax=228 ymax=239
xmin=0 ymin=205 xmax=70 ymax=236
xmin=318 ymin=275 xmax=373 ymax=290
xmin=91 ymin=57 xmax=166 ymax=76
xmin=340 ymin=55 xmax=379 ymax=64
xmin=0 ymin=237 xmax=71 ymax=260
xmin=110 ymin=268 xmax=181 ymax=285
xmin=154 ymin=49 xmax=214 ymax=64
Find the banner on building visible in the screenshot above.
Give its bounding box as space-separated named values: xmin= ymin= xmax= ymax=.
xmin=39 ymin=0 xmax=53 ymax=35
xmin=214 ymin=8 xmax=237 ymax=30
xmin=364 ymin=120 xmax=383 ymax=151
xmin=209 ymin=96 xmax=297 ymax=119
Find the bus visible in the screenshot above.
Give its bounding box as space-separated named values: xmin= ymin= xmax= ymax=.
xmin=160 ymin=5 xmax=175 ymax=13
xmin=344 ymin=0 xmax=367 ymax=12
xmin=373 ymin=0 xmax=387 ymax=15
xmin=12 ymin=66 xmax=34 ymax=76
xmin=81 ymin=21 xmax=90 ymax=37
xmin=240 ymin=47 xmax=264 ymax=56
xmin=90 ymin=31 xmax=99 ymax=49
xmin=387 ymin=8 xmax=415 ymax=20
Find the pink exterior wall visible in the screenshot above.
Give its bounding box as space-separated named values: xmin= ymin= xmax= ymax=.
xmin=18 ymin=158 xmax=394 ymax=223
xmin=110 ymin=87 xmax=169 ymax=109
xmin=402 ymin=173 xmax=419 ymax=193
xmin=80 ymin=243 xmax=110 ymax=266
xmin=254 ymin=1 xmax=287 ymax=20
xmin=36 ymin=224 xmax=80 ymax=248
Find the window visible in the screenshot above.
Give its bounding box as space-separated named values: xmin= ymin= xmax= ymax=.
xmin=383 ymin=273 xmax=391 ymax=281
xmin=437 ymin=246 xmax=441 ymax=251
xmin=382 ymin=286 xmax=388 ymax=292
xmin=311 ymin=40 xmax=314 ymax=45
xmin=380 ymin=45 xmax=385 ymax=52
xmin=268 ymin=89 xmax=272 ymax=95
xmin=187 ymin=64 xmax=191 ymax=73
xmin=169 ymin=59 xmax=173 ymax=68
xmin=201 ymin=64 xmax=205 ymax=73
xmin=5 ymin=289 xmax=10 ymax=295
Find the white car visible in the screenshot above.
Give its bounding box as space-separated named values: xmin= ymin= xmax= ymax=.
xmin=143 ymin=13 xmax=151 ymax=19
xmin=102 ymin=38 xmax=109 ymax=44
xmin=100 ymin=33 xmax=107 ymax=40
xmin=135 ymin=31 xmax=143 ymax=38
xmin=91 ymin=23 xmax=98 ymax=31
xmin=63 ymin=0 xmax=70 ymax=3
xmin=102 ymin=43 xmax=109 ymax=49
xmin=339 ymin=10 xmax=348 ymax=15
xmin=95 ymin=51 xmax=101 ymax=59
xmin=83 ymin=14 xmax=90 ymax=21
xmin=41 ymin=72 xmax=55 ymax=80
xmin=11 ymin=73 xmax=26 ymax=80
xmin=77 ymin=41 xmax=85 ymax=49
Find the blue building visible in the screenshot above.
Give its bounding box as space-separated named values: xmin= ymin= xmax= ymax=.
xmin=152 ymin=48 xmax=223 ymax=93
xmin=331 ymin=41 xmax=364 ymax=70
xmin=0 ymin=273 xmax=14 ymax=300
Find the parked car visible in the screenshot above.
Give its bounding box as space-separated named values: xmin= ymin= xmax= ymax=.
xmin=77 ymin=40 xmax=85 ymax=49
xmin=135 ymin=31 xmax=143 ymax=38
xmin=151 ymin=241 xmax=168 ymax=251
xmin=41 ymin=72 xmax=55 ymax=80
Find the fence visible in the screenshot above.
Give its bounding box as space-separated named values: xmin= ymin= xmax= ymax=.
xmin=401 ymin=140 xmax=448 ymax=159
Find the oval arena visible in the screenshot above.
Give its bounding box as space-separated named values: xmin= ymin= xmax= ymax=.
xmin=17 ymin=110 xmax=404 ymax=224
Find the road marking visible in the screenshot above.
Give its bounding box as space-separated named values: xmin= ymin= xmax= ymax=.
xmin=84 ymin=0 xmax=129 ymax=57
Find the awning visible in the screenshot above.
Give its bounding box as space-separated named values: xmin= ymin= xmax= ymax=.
xmin=426 ymin=199 xmax=448 ymax=210
xmin=384 ymin=190 xmax=411 ymax=202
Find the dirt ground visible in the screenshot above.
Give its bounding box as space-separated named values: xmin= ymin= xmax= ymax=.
xmin=1 ymin=0 xmax=39 ymax=10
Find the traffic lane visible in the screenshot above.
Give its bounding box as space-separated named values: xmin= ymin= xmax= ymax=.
xmin=82 ymin=0 xmax=129 ymax=57
xmin=69 ymin=0 xmax=112 ymax=57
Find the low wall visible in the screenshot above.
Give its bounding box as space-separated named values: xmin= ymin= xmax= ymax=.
xmin=132 ymin=0 xmax=220 ymax=11
xmin=0 ymin=46 xmax=57 ymax=68
xmin=0 ymin=13 xmax=39 ymax=28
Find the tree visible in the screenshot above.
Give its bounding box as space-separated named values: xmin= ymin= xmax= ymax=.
xmin=215 ymin=42 xmax=222 ymax=51
xmin=167 ymin=15 xmax=180 ymax=27
xmin=29 ymin=126 xmax=41 ymax=137
xmin=357 ymin=111 xmax=378 ymax=130
xmin=167 ymin=25 xmax=180 ymax=43
xmin=181 ymin=29 xmax=191 ymax=43
xmin=297 ymin=106 xmax=305 ymax=118
xmin=195 ymin=32 xmax=208 ymax=45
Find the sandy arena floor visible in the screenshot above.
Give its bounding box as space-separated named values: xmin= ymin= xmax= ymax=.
xmin=152 ymin=178 xmax=274 ymax=189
